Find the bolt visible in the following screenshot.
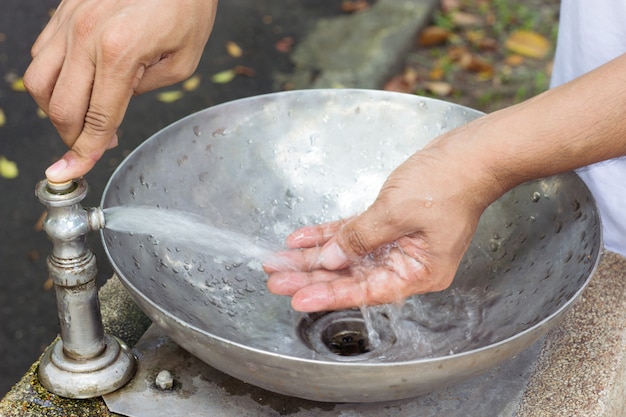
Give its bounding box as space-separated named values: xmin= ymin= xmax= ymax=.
xmin=156 ymin=370 xmax=174 ymax=390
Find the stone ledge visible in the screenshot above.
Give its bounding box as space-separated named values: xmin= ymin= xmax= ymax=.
xmin=516 ymin=251 xmax=626 ymax=417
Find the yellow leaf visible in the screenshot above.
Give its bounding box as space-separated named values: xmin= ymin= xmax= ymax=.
xmin=36 ymin=107 xmax=48 ymax=119
xmin=11 ymin=77 xmax=26 ymax=92
xmin=182 ymin=74 xmax=201 ymax=91
xmin=0 ymin=156 xmax=19 ymax=179
xmin=156 ymin=90 xmax=184 ymax=103
xmin=226 ymin=41 xmax=243 ymax=58
xmin=0 ymin=108 xmax=5 ymax=127
xmin=211 ymin=69 xmax=236 ymax=84
xmin=505 ymin=30 xmax=551 ymax=59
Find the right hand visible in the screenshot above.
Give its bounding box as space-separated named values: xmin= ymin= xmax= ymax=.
xmin=23 ymin=0 xmax=218 ymax=182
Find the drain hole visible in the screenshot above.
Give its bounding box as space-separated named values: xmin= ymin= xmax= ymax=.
xmin=325 ymin=324 xmax=370 ymax=356
xmin=298 ymin=310 xmax=394 ymax=361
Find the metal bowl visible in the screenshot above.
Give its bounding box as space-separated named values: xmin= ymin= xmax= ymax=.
xmin=101 ymin=89 xmax=602 ymax=402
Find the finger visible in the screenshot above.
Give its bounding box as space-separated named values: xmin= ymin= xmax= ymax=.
xmin=285 ymin=219 xmax=347 ymax=249
xmin=266 ymin=269 xmax=344 ymax=296
xmin=292 ymin=261 xmax=424 ymax=312
xmin=45 ymin=139 xmax=115 ymax=182
xmin=23 ymin=32 xmax=67 ymax=116
xmin=262 ymin=246 xmax=322 ymax=273
xmin=46 ymin=39 xmax=97 ymax=146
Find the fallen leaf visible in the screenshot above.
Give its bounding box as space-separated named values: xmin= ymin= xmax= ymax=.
xmin=452 ymin=11 xmax=481 ymax=26
xmin=0 ymin=156 xmax=18 ymax=179
xmin=156 ymin=90 xmax=184 ymax=103
xmin=341 ymin=0 xmax=370 ymax=12
xmin=211 ymin=69 xmax=236 ymax=84
xmin=27 ymin=250 xmax=40 ymax=262
xmin=505 ymin=30 xmax=551 ymax=59
xmin=424 ymin=81 xmax=453 ymax=97
xmin=383 ymin=68 xmax=418 ymax=93
xmin=225 ymin=41 xmax=243 ymax=58
xmin=275 ymin=36 xmax=295 ymax=53
xmin=440 ymin=0 xmax=461 ymax=13
xmin=505 ymin=54 xmax=525 ymax=66
xmin=458 ymin=53 xmax=493 ymax=74
xmin=10 ymin=77 xmax=26 ymax=92
xmin=234 ymin=65 xmax=256 ymax=77
xmin=182 ymin=74 xmax=201 ymax=91
xmin=0 ymin=108 xmax=5 ymax=127
xmin=418 ymin=26 xmax=451 ymax=47
xmin=34 ymin=210 xmax=47 ymax=232
xmin=428 ymin=66 xmax=445 ymax=81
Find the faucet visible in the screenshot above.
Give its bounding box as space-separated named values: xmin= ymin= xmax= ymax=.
xmin=35 ymin=178 xmax=136 ymax=398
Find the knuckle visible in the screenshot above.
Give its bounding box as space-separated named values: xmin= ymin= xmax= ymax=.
xmin=83 ymin=105 xmax=114 ymax=135
xmin=340 ymin=227 xmax=373 ymax=256
xmin=70 ymin=7 xmax=100 ymax=41
xmin=47 ymin=101 xmax=74 ymax=129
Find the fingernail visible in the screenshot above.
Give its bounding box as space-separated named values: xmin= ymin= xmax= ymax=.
xmin=45 ymin=158 xmax=68 ymax=181
xmin=320 ymin=242 xmax=348 ymax=270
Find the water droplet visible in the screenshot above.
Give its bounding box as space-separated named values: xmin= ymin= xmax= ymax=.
xmin=531 ymin=192 xmax=541 ymax=202
xmin=193 ymin=125 xmax=202 ymax=137
xmin=212 ymin=128 xmax=227 ymax=137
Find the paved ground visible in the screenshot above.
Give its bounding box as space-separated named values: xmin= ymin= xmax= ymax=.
xmin=0 ymin=0 xmax=363 ymax=395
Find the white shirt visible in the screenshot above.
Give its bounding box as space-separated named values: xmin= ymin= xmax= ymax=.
xmin=551 ymin=0 xmax=626 ymax=256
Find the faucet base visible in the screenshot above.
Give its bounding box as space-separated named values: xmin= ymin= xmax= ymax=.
xmin=38 ymin=334 xmax=136 ymax=399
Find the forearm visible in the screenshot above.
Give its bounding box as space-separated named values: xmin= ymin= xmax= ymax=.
xmin=430 ymin=52 xmax=626 ymax=207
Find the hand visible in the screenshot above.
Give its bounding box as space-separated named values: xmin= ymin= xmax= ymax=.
xmin=23 ymin=0 xmax=218 ymax=182
xmin=265 ymin=140 xmax=499 ymax=312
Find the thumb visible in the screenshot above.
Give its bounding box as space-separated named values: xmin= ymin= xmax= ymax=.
xmin=319 ymin=202 xmax=404 ymax=270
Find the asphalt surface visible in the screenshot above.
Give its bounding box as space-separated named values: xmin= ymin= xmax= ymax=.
xmin=0 ymin=0 xmax=356 ymax=395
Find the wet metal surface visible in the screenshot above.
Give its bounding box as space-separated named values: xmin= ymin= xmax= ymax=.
xmin=101 ymin=89 xmax=602 ymax=402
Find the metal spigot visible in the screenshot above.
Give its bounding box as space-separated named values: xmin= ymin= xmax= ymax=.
xmin=35 ymin=178 xmax=136 ymax=399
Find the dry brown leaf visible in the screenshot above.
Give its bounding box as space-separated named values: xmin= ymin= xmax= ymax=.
xmin=505 ymin=30 xmax=551 ymax=59
xmin=341 ymin=0 xmax=370 ymax=12
xmin=452 ymin=11 xmax=481 ymax=26
xmin=383 ymin=74 xmax=414 ymax=94
xmin=275 ymin=36 xmax=295 ymax=53
xmin=458 ymin=53 xmax=493 ymax=74
xmin=424 ymin=81 xmax=453 ymax=97
xmin=428 ymin=66 xmax=445 ymax=81
xmin=440 ymin=0 xmax=461 ymax=13
xmin=234 ymin=65 xmax=256 ymax=77
xmin=34 ymin=210 xmax=47 ymax=232
xmin=418 ymin=26 xmax=451 ymax=47
xmin=226 ymin=41 xmax=243 ymax=58
xmin=505 ymin=54 xmax=525 ymax=66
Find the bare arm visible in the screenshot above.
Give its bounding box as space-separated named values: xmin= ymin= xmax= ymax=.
xmin=24 ymin=0 xmax=218 ymax=183
xmin=266 ymin=53 xmax=626 ymax=312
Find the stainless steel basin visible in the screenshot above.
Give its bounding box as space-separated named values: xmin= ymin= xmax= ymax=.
xmin=101 ymin=89 xmax=602 ymax=402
